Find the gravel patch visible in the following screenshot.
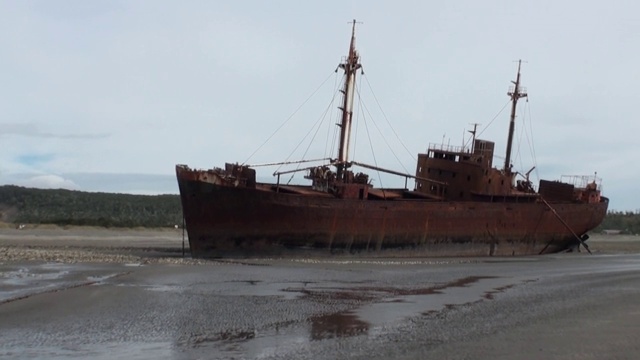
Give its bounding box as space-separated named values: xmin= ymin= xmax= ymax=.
xmin=0 ymin=246 xmax=213 ymax=265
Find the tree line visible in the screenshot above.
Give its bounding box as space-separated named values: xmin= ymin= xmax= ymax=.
xmin=0 ymin=185 xmax=183 ymax=228
xmin=596 ymin=210 xmax=640 ymax=235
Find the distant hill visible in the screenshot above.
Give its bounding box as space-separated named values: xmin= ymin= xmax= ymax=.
xmin=0 ymin=185 xmax=182 ymax=228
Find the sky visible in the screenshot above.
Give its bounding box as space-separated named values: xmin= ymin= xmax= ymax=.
xmin=0 ymin=1 xmax=638 ymax=210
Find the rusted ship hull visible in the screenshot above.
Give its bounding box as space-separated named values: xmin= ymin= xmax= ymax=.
xmin=177 ymin=167 xmax=608 ymax=258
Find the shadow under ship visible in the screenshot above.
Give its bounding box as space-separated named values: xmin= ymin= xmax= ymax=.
xmin=176 ymin=22 xmax=608 ymax=258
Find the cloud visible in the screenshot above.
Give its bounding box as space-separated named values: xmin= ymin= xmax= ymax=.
xmin=16 ymin=175 xmax=79 ymax=190
xmin=61 ymin=173 xmax=178 ymax=195
xmin=0 ymin=122 xmax=110 ymax=139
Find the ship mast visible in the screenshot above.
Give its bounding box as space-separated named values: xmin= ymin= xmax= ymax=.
xmin=504 ymin=60 xmax=528 ymax=173
xmin=336 ymin=20 xmax=362 ymax=181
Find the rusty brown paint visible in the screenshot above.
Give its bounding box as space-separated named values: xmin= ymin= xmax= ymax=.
xmin=176 ymin=164 xmax=607 ymax=258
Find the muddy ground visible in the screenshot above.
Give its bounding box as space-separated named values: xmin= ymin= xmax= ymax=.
xmin=1 ymin=227 xmax=639 ymax=359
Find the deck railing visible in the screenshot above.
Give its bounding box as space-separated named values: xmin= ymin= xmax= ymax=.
xmin=561 ymin=175 xmax=602 ymax=190
xmin=427 ymin=143 xmax=469 ymax=154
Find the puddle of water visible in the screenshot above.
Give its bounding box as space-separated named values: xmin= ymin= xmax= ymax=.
xmin=200 ymin=276 xmax=527 ymax=359
xmin=310 ymin=312 xmax=369 ymax=340
xmin=87 ymin=273 xmax=124 ymax=283
xmin=1 ymin=266 xmax=71 ymax=286
xmin=354 ymin=276 xmax=519 ymax=327
xmin=177 ymin=326 xmax=312 ymax=359
xmin=0 ymin=263 xmax=128 ymax=303
xmin=146 ymin=284 xmax=182 ymax=292
xmin=0 ymin=264 xmax=75 ymax=302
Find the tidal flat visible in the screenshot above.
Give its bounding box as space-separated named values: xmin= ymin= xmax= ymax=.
xmin=1 ymin=227 xmax=639 ymax=359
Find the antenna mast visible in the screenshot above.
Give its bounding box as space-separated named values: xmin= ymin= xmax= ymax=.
xmin=468 ymin=123 xmax=480 ymax=153
xmin=504 ymin=60 xmax=528 ymax=172
xmin=336 ymin=20 xmax=362 ymax=181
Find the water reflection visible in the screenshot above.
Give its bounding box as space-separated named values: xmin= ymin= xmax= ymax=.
xmin=310 ymin=312 xmax=370 ymax=340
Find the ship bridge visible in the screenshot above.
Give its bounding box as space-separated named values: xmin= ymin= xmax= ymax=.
xmin=415 ymin=139 xmax=520 ymax=200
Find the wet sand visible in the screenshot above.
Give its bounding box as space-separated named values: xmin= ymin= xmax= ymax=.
xmin=1 ymin=227 xmax=640 ymax=359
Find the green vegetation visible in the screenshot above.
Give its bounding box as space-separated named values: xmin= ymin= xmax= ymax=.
xmin=0 ymin=185 xmax=182 ymax=228
xmin=595 ymin=210 xmax=640 ymax=235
